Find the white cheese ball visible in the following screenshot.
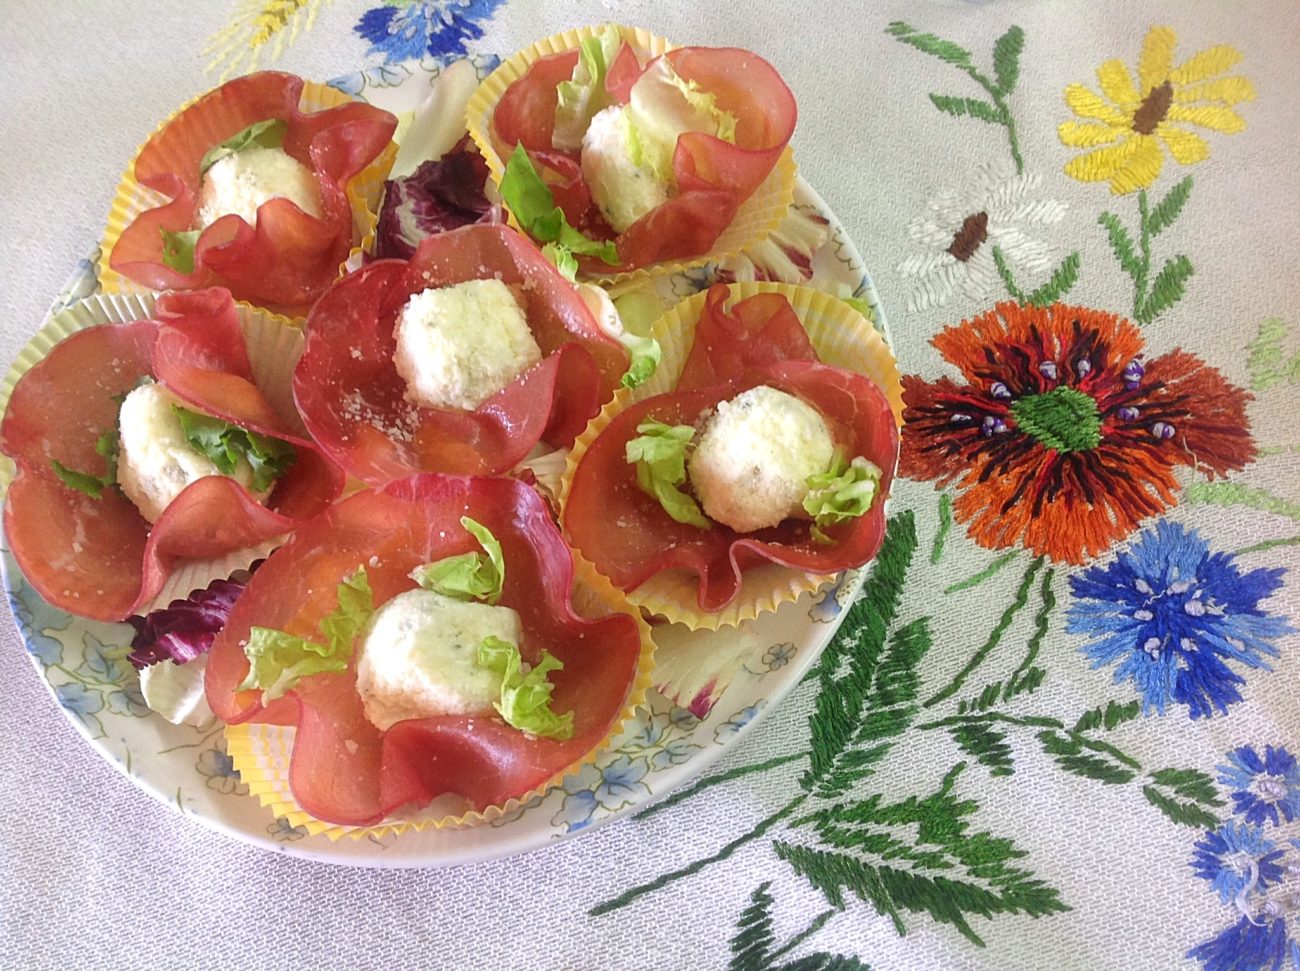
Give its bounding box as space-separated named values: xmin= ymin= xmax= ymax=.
xmin=687 ymin=386 xmax=836 ymax=533
xmin=580 ymin=105 xmax=671 ymax=233
xmin=355 ymin=588 xmax=522 ymax=731
xmin=392 ymin=278 xmax=542 ymax=411
xmin=117 ymin=383 xmax=263 ymax=524
xmin=196 ymin=145 xmax=322 ymax=229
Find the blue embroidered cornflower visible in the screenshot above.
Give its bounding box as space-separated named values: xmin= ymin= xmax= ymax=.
xmin=1067 ymin=519 xmax=1293 ymax=718
xmin=1190 ymin=820 xmax=1285 ymax=904
xmin=1218 ymin=746 xmax=1300 ymax=828
xmin=355 ymin=0 xmax=505 ymax=64
xmin=1187 ymin=915 xmax=1292 ymax=971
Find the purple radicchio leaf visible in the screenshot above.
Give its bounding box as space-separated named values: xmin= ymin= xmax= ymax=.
xmin=373 ymin=136 xmax=501 ymax=260
xmin=127 ymin=566 xmax=257 ymax=669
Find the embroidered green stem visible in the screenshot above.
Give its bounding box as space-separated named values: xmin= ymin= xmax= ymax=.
xmin=885 ymin=22 xmax=1026 ymax=173
xmin=1258 ymin=444 xmax=1300 ymax=457
xmin=1100 ymin=176 xmax=1194 ymax=324
xmin=635 ymin=752 xmax=805 ymax=822
xmin=1003 ymin=567 xmax=1055 ymax=701
xmin=917 ymin=711 xmax=1065 ymax=732
xmin=943 ymin=550 xmax=1019 ymax=595
xmin=926 ymin=556 xmax=1043 ymax=708
xmin=1235 ymin=534 xmax=1300 ymax=556
xmin=992 ymin=246 xmax=1027 ymax=302
xmin=1184 ymin=482 xmax=1300 ymax=522
xmin=765 ymin=909 xmax=838 ymax=964
xmin=931 ymin=492 xmax=954 ymax=564
xmin=589 ymin=795 xmax=807 ymax=916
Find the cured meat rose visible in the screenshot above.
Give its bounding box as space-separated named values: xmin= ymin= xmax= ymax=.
xmin=0 ymin=288 xmax=344 ymax=622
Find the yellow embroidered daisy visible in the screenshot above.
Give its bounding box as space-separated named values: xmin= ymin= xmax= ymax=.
xmin=1059 ymin=25 xmax=1255 ymax=194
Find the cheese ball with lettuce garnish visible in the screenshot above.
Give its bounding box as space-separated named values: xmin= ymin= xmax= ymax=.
xmin=687 ymin=385 xmax=836 ymax=533
xmin=196 ymin=144 xmax=322 ymax=229
xmin=580 ymin=58 xmax=737 ymax=233
xmin=392 ymin=278 xmax=542 ymax=411
xmin=117 ymin=382 xmax=268 ymax=524
xmin=355 ymin=588 xmax=523 ymax=731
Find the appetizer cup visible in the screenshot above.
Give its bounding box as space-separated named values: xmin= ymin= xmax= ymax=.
xmin=465 ymin=24 xmax=798 ymax=285
xmin=209 ymin=474 xmax=655 ymax=837
xmin=561 ymin=282 xmax=903 ymax=631
xmin=100 ymin=71 xmax=398 ymax=318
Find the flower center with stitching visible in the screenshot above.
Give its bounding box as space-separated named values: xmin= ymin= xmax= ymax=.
xmin=947 ymin=211 xmax=989 ymax=262
xmin=1009 ymin=386 xmax=1102 ymax=453
xmin=1132 ymin=80 xmax=1174 ymax=135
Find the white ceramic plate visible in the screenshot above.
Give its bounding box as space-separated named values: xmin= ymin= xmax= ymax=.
xmin=0 ymin=57 xmax=891 ymax=867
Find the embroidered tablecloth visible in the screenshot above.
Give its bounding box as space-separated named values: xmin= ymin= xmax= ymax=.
xmin=3 ymin=1 xmax=1299 ymax=968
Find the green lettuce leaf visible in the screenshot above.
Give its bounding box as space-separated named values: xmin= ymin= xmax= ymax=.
xmin=803 ymin=452 xmax=883 ymax=544
xmin=542 ymin=242 xmax=579 ymax=282
xmin=553 ymin=27 xmax=622 ymax=151
xmin=199 ymin=118 xmax=288 ymax=176
xmin=51 ymin=429 xmax=120 ymax=500
xmin=477 ymin=635 xmax=574 ymax=740
xmin=625 ymin=58 xmax=738 ymax=181
xmin=409 ymin=516 xmax=505 ymax=605
xmin=160 ymin=228 xmax=201 ymax=274
xmin=172 ymin=406 xmax=297 ymax=492
xmin=625 ymin=419 xmax=711 ymax=529
xmin=618 ymin=332 xmax=661 ymax=390
xmin=238 ymin=566 xmax=374 ymax=705
xmin=499 ymin=144 xmax=619 ymax=265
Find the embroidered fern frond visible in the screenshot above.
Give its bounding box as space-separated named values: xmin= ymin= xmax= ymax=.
xmin=802 ymin=512 xmax=918 ymax=795
xmin=1245 ymin=317 xmax=1300 ymax=391
xmin=949 ymin=721 xmax=1015 ymax=776
xmin=1027 ymin=252 xmax=1081 ymax=307
xmin=1072 ymin=699 xmax=1141 ymax=733
xmin=1146 ymin=176 xmax=1194 ymax=236
xmin=776 ymin=764 xmax=1069 ymax=947
xmin=1148 ymin=768 xmax=1224 ymax=807
xmin=1141 ymin=786 xmax=1220 ymax=829
xmin=727 ymin=883 xmax=858 ymax=971
xmin=1035 ymin=730 xmax=1137 ymax=784
xmin=204 ymin=0 xmax=333 ymax=82
xmin=1137 ymin=253 xmax=1194 ymax=323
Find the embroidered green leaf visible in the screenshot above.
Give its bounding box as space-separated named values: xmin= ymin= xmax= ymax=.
xmin=778 ymin=764 xmax=1069 ymax=947
xmin=199 ymin=118 xmax=288 ymax=176
xmin=409 ymin=516 xmax=505 ymax=605
xmin=949 ymin=721 xmax=1014 ymax=777
xmin=991 ymin=26 xmax=1024 ymax=95
xmin=1035 ymin=730 xmax=1137 ymax=785
xmin=1097 ymin=211 xmax=1141 ymax=281
xmin=1142 ymin=786 xmax=1220 ymax=829
xmin=885 ymin=22 xmax=974 ymax=69
xmin=1184 ymin=482 xmax=1300 ymax=522
xmin=625 ymin=419 xmax=711 ymax=529
xmin=1027 ymin=251 xmax=1081 ymax=307
xmin=1146 ymin=175 xmax=1194 ymax=237
xmin=500 ymin=143 xmax=620 ymax=264
xmin=1245 ymin=317 xmax=1300 ymax=391
xmin=927 ymin=94 xmax=1003 ymax=124
xmin=173 ymin=406 xmax=296 ymax=491
xmin=239 ymin=566 xmax=373 ymax=705
xmin=943 ymin=550 xmax=1018 ymax=595
xmin=991 ymin=245 xmax=1027 ymax=303
xmin=802 ymin=511 xmax=919 ymax=795
xmin=1072 ymin=700 xmax=1141 ymax=734
xmin=930 ymin=492 xmax=953 ymax=565
xmin=1148 ymin=768 xmax=1225 ymax=808
xmin=51 ymin=429 xmax=120 ymax=500
xmin=1002 ymin=567 xmax=1055 ymax=701
xmin=160 ymin=228 xmax=202 ymax=275
xmin=727 ymin=883 xmax=854 ymax=971
xmin=477 ymin=636 xmax=574 ymax=740
xmin=1136 ymin=253 xmax=1193 ymax=324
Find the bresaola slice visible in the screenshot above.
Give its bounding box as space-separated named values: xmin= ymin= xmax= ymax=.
xmin=0 ymin=289 xmax=344 ymax=622
xmin=293 ymin=223 xmax=628 ymax=485
xmin=490 ymin=44 xmax=797 ymax=273
xmin=108 ymin=71 xmax=397 ymax=314
xmin=562 ymin=285 xmax=898 ymax=614
xmin=205 ymin=474 xmax=647 ymax=825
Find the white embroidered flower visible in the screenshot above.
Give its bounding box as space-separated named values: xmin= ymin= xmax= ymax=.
xmin=898 ymin=164 xmax=1067 ymax=312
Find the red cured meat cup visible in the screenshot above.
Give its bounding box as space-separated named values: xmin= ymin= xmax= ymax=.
xmin=485 ymin=36 xmax=797 ymax=273
xmin=0 ymin=288 xmax=345 ymax=623
xmin=206 ymin=474 xmax=650 ymax=826
xmin=563 ymin=285 xmax=899 ymax=616
xmin=293 ymin=222 xmax=628 ymax=486
xmin=107 ymin=71 xmax=397 ymax=315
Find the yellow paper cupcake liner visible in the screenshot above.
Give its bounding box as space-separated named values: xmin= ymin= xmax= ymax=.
xmin=97 ymin=79 xmax=395 ymax=318
xmin=464 ymin=24 xmax=798 ymax=289
xmin=559 ymin=281 xmax=903 ymax=631
xmin=224 ymin=560 xmax=657 ymax=840
xmin=0 ymin=291 xmax=304 ymax=614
